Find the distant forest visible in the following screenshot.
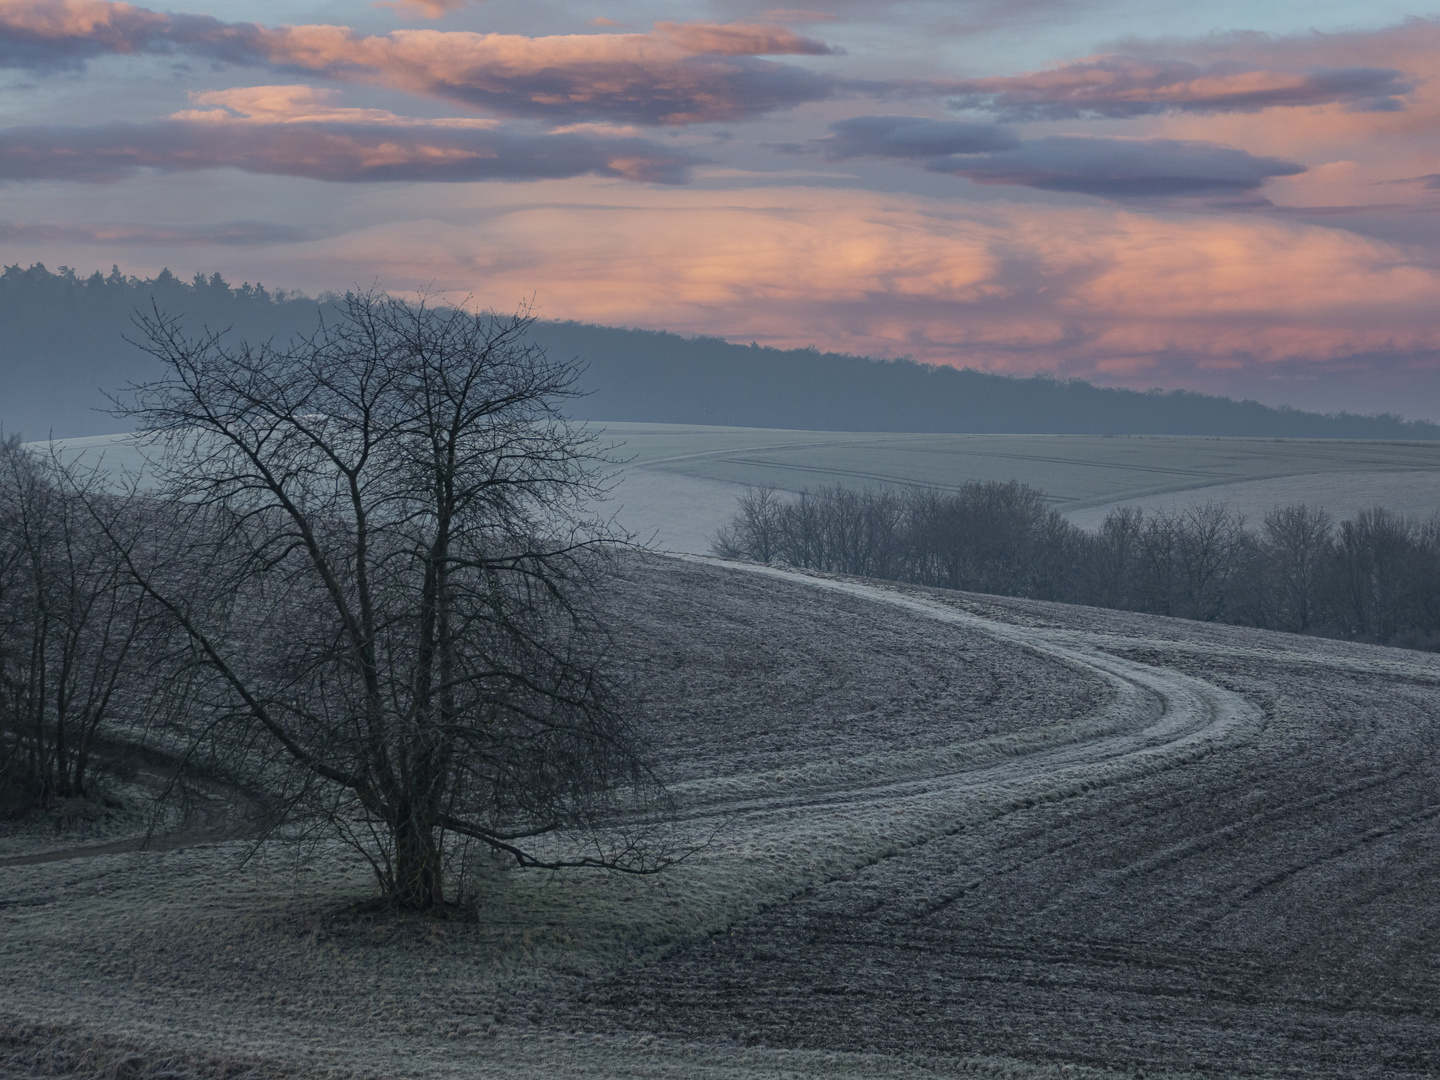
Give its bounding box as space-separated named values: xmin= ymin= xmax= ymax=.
xmin=3 ymin=262 xmax=1438 ymax=441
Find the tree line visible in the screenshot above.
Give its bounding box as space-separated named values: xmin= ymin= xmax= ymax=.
xmin=1 ymin=294 xmax=661 ymax=915
xmin=0 ymin=262 xmax=329 ymax=440
xmin=9 ymin=260 xmax=1440 ymax=442
xmin=713 ymin=482 xmax=1440 ymax=648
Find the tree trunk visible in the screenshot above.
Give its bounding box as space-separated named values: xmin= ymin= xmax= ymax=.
xmin=391 ymin=810 xmax=445 ymax=915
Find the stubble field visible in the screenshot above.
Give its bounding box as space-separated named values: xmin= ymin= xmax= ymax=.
xmin=2 ymin=554 xmax=1438 ymax=1078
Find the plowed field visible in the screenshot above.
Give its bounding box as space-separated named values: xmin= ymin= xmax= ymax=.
xmin=2 ymin=555 xmax=1437 ymax=1079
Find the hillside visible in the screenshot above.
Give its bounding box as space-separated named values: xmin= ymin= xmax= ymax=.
xmin=4 ymin=262 xmax=1438 ymax=441
xmin=3 ymin=554 xmax=1438 ymax=1077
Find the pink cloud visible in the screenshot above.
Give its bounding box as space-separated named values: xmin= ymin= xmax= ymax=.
xmin=652 ymin=21 xmax=832 ymax=55
xmin=1045 ymin=25 xmax=1440 ymax=216
xmin=0 ymin=92 xmax=698 ymax=183
xmin=175 ymin=84 xmax=500 ymax=128
xmin=0 ymin=2 xmax=840 ymax=123
xmin=299 ymin=186 xmax=1440 ymax=382
xmin=15 ymin=177 xmax=1440 ymax=405
xmin=0 ymin=0 xmax=168 ymax=66
xmin=233 ymin=24 xmax=834 ymax=123
xmin=944 ymin=56 xmax=1411 ymax=119
xmin=373 ymin=0 xmax=471 ymax=19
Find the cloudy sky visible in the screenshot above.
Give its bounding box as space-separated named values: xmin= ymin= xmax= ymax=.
xmin=5 ymin=0 xmax=1440 ymax=417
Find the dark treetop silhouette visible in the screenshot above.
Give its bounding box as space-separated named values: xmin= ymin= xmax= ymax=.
xmin=4 ymin=262 xmax=1438 ymax=440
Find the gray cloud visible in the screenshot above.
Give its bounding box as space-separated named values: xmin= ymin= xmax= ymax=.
xmin=943 ymin=57 xmax=1411 ymax=119
xmin=0 ymin=5 xmax=258 ymax=71
xmin=819 ymin=114 xmax=1019 ymax=158
xmin=815 ymin=116 xmax=1304 ymax=198
xmin=410 ymin=55 xmax=834 ymax=125
xmin=0 ymin=119 xmax=700 ymax=184
xmin=0 ymin=220 xmax=309 ymax=245
xmin=928 ymin=135 xmax=1305 ymax=197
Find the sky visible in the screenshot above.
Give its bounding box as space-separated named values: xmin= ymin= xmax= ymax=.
xmin=5 ymin=1 xmax=1440 ymax=419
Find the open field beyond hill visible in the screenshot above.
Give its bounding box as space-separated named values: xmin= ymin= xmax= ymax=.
xmin=3 ymin=555 xmax=1439 ymax=1078
xmin=35 ymin=425 xmax=1440 ymax=554
xmin=612 ymin=424 xmax=1440 ymax=504
xmin=608 ymin=425 xmax=1440 ymax=550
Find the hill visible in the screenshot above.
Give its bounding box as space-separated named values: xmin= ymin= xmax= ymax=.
xmin=3 ymin=554 xmax=1438 ymax=1077
xmin=539 ymin=320 xmax=1440 ymax=439
xmin=3 ymin=261 xmax=1438 ymax=440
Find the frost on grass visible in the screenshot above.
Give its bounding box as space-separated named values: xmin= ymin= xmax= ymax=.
xmin=1 ymin=554 xmax=1437 ymax=1078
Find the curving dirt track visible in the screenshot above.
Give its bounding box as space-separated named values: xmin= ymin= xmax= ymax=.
xmin=591 ymin=558 xmax=1440 ymax=1078
xmin=2 ymin=553 xmax=1438 ymax=1079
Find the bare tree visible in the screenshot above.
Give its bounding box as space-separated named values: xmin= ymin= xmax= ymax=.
xmin=714 ymin=481 xmax=1080 ymax=599
xmin=1089 ymin=506 xmax=1143 ymax=609
xmin=1261 ymin=504 xmax=1333 ymax=632
xmin=1331 ymin=508 xmax=1419 ymax=641
xmin=0 ymin=437 xmax=154 ymax=810
xmin=711 ymin=486 xmax=786 ymax=563
xmin=113 ymin=292 xmax=660 ymax=914
xmin=1134 ymin=511 xmax=1181 ymax=616
xmin=1173 ymin=503 xmax=1248 ymax=621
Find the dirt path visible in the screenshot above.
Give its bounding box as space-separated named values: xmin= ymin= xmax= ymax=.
xmin=593 ymin=559 xmax=1440 ymax=1078
xmin=664 ymin=557 xmax=1260 ymax=817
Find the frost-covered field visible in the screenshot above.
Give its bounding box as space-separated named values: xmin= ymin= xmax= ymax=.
xmin=3 ymin=554 xmax=1438 ymax=1078
xmin=599 ymin=423 xmax=1440 ymax=499
xmin=38 ymin=425 xmax=1440 ymax=553
xmin=1066 ymin=469 xmax=1440 ymax=529
xmin=602 ymin=425 xmax=1440 ymax=548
